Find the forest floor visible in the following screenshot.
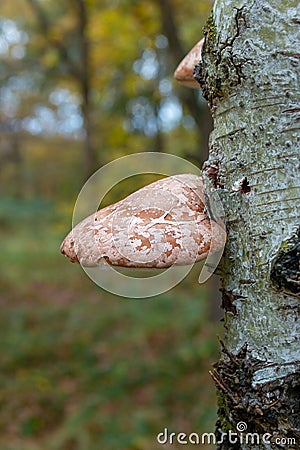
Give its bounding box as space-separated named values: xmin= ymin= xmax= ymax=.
xmin=0 ymin=197 xmax=220 ymax=450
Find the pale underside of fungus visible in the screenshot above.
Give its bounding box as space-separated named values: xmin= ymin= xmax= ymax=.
xmin=174 ymin=38 xmax=204 ymax=89
xmin=60 ymin=174 xmax=226 ymax=269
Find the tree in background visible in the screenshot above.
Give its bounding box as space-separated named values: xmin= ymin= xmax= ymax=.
xmin=0 ymin=0 xmax=213 ymax=188
xmin=195 ymin=0 xmax=299 ymax=447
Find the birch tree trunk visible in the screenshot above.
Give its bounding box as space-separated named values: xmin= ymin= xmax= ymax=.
xmin=194 ymin=1 xmax=300 ymax=448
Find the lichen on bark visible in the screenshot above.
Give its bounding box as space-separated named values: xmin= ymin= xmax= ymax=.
xmin=196 ymin=0 xmax=300 ymax=448
xmin=194 ymin=4 xmax=248 ymax=104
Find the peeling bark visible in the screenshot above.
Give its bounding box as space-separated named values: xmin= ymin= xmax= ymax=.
xmin=194 ymin=0 xmax=300 ymax=448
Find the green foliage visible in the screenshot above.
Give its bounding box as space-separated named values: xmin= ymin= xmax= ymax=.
xmin=1 ymin=0 xmax=212 ymax=182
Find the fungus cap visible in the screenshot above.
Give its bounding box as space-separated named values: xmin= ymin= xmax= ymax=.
xmin=174 ymin=38 xmax=204 ymax=89
xmin=60 ymin=174 xmax=225 ymax=268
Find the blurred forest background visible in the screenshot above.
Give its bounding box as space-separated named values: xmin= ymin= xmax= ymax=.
xmin=0 ymin=1 xmax=222 ymax=449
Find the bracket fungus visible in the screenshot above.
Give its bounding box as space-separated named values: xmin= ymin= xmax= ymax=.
xmin=61 ymin=174 xmax=226 ymax=269
xmin=174 ymin=38 xmax=204 ymax=89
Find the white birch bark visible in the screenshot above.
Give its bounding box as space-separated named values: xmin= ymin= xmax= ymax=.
xmin=194 ymin=0 xmax=300 ymax=448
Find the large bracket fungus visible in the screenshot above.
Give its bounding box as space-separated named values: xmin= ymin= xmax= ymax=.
xmin=61 ymin=174 xmax=226 ymax=270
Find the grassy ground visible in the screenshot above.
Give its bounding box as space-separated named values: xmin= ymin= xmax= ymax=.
xmin=0 ymin=197 xmax=221 ymax=450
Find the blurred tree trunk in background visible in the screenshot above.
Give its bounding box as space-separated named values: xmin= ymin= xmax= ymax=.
xmin=25 ymin=0 xmax=212 ymax=175
xmin=157 ymin=0 xmax=213 ymax=163
xmin=27 ymin=0 xmax=98 ymax=177
xmin=196 ymin=0 xmax=299 ymax=447
xmin=76 ymin=0 xmax=98 ymax=177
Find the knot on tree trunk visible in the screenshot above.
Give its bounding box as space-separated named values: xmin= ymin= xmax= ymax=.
xmin=270 ymin=227 xmax=300 ymax=296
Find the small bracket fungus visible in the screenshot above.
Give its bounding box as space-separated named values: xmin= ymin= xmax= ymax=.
xmin=61 ymin=174 xmax=226 ymax=270
xmin=174 ymin=39 xmax=204 ymax=89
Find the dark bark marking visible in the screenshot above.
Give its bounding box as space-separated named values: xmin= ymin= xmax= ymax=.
xmin=270 ymin=227 xmax=300 ymax=296
xmin=203 ymin=163 xmax=225 ymax=189
xmin=240 ymin=177 xmax=251 ymax=194
xmin=194 ymin=6 xmax=250 ymax=105
xmin=221 ymin=290 xmax=239 ymax=315
xmin=232 ymin=177 xmax=251 ymax=194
